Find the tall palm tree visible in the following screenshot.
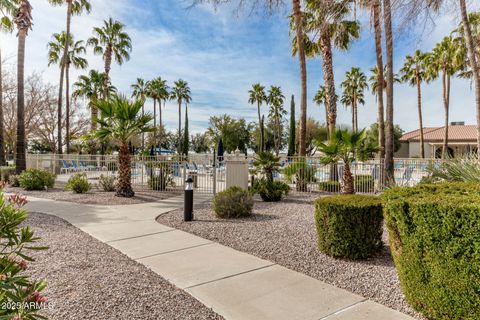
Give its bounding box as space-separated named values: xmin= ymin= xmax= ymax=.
xmin=340 ymin=67 xmax=368 ymax=133
xmin=428 ymin=36 xmax=465 ymax=158
xmin=13 ymin=0 xmax=32 ymax=174
xmin=131 ymin=78 xmax=148 ymax=149
xmin=94 ymin=95 xmax=153 ymax=197
xmin=314 ymin=85 xmax=339 ymax=134
xmin=248 ymin=83 xmax=267 ymax=152
xmin=400 ymin=50 xmax=428 ymax=159
xmin=369 ymin=66 xmax=401 ymax=96
xmin=170 ymin=79 xmax=191 ymax=154
xmin=87 ymin=17 xmax=132 ymax=99
xmin=267 ymin=86 xmax=286 ymax=156
xmin=73 ymin=70 xmax=115 ymax=153
xmin=294 ymin=0 xmax=360 ymax=138
xmin=48 ymin=32 xmax=88 ymax=153
xmin=383 ymin=0 xmax=394 ymax=183
xmin=48 ymin=0 xmax=90 ymax=155
xmin=146 ymin=77 xmax=169 ymax=148
xmin=0 ymin=0 xmax=17 ymax=166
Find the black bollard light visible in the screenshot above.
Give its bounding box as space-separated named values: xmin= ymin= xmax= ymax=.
xmin=184 ymin=177 xmax=194 ymax=221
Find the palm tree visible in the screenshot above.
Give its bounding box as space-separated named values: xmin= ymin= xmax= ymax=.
xmin=317 ymin=128 xmax=374 ymax=194
xmin=94 ymin=95 xmax=153 ymax=197
xmin=131 ymin=78 xmax=148 ymax=149
xmin=400 ymin=50 xmax=428 ymax=159
xmin=314 ymin=85 xmax=328 ymax=129
xmin=170 ymin=79 xmax=191 ymax=154
xmin=146 ymin=77 xmax=169 ymax=148
xmin=267 ymin=86 xmax=286 ymax=156
xmin=294 ymin=0 xmax=360 ymax=139
xmin=13 ymin=0 xmax=32 ymax=174
xmin=87 ymin=18 xmax=132 ymax=99
xmin=428 ymin=36 xmax=465 ymax=158
xmin=0 ymin=0 xmax=17 ymax=166
xmin=48 ymin=32 xmax=88 ymax=153
xmin=340 ymin=67 xmax=368 ymax=133
xmin=73 ymin=70 xmax=115 ymax=153
xmin=248 ymin=83 xmax=267 ymax=152
xmin=383 ymin=0 xmax=394 ymax=183
xmin=48 ymin=0 xmax=90 ymax=155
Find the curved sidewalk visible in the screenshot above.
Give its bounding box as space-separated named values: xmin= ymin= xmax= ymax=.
xmin=25 ymin=195 xmax=413 ymax=320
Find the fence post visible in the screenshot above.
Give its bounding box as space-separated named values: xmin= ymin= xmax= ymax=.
xmin=213 ymin=154 xmax=217 ymax=196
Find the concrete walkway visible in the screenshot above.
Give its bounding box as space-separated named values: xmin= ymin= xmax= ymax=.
xmin=25 ymin=194 xmax=413 ymax=320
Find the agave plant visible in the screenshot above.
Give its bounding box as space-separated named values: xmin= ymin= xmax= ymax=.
xmin=428 ymin=154 xmax=480 ymax=183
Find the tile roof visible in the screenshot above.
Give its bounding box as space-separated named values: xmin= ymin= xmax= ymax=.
xmin=400 ymin=125 xmax=477 ymax=142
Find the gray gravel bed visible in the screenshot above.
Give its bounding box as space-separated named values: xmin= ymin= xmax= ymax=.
xmin=25 ymin=212 xmax=224 ymax=320
xmin=157 ymin=193 xmax=426 ymax=319
xmin=6 ymin=186 xmax=180 ymax=205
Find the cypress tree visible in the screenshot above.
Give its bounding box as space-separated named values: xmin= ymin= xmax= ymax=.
xmin=288 ymin=95 xmax=296 ymax=156
xmin=183 ymin=106 xmax=189 ymax=156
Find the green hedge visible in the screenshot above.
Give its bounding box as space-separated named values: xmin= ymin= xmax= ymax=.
xmin=19 ymin=169 xmax=55 ymax=191
xmin=318 ymin=181 xmax=340 ymax=192
xmin=382 ymin=183 xmax=480 ymax=320
xmin=213 ymin=186 xmax=253 ymax=219
xmin=315 ymin=195 xmax=383 ymax=259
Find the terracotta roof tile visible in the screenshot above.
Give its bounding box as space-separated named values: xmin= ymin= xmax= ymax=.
xmin=401 ymin=125 xmax=477 ymax=142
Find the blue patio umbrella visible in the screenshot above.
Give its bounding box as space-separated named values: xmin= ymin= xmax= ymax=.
xmin=217 ymin=138 xmax=224 ymax=160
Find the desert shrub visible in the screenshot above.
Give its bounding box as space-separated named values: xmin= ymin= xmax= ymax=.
xmin=99 ymin=174 xmax=116 ymax=192
xmin=315 ymin=195 xmax=383 ymax=259
xmin=212 ymin=186 xmax=253 ymax=218
xmin=147 ymin=162 xmax=174 ymax=191
xmin=0 ymin=166 xmax=16 ymax=182
xmin=19 ymin=169 xmax=55 ymax=191
xmin=251 ymin=178 xmax=289 ymax=202
xmin=354 ymin=174 xmax=374 ymax=193
xmin=65 ymin=173 xmax=91 ymax=194
xmin=318 ymin=181 xmax=340 ymax=192
xmin=8 ymin=174 xmax=20 ymax=187
xmin=382 ymin=182 xmax=480 ymax=320
xmin=0 ymin=190 xmax=48 ymax=319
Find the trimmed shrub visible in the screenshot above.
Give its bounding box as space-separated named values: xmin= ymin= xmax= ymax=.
xmin=19 ymin=169 xmax=55 ymax=191
xmin=318 ymin=181 xmax=340 ymax=192
xmin=8 ymin=174 xmax=20 ymax=187
xmin=315 ymin=195 xmax=383 ymax=259
xmin=99 ymin=174 xmax=116 ymax=192
xmin=354 ymin=174 xmax=374 ymax=193
xmin=382 ymin=182 xmax=480 ymax=320
xmin=213 ymin=186 xmax=253 ymax=219
xmin=65 ymin=173 xmax=91 ymax=194
xmin=0 ymin=166 xmax=16 ymax=182
xmin=251 ymin=178 xmax=289 ymax=202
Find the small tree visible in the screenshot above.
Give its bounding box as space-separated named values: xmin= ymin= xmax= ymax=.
xmin=94 ymin=95 xmax=154 ymax=197
xmin=316 ymin=128 xmax=375 ymax=194
xmin=252 ymin=152 xmax=281 ymax=182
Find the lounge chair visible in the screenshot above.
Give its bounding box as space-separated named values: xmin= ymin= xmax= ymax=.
xmin=61 ymin=160 xmax=74 ymax=174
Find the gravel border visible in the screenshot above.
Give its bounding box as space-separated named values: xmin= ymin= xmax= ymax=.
xmin=157 ymin=193 xmax=426 ymax=319
xmin=25 ymin=212 xmax=223 ymax=320
xmin=6 ymin=185 xmax=180 ymax=205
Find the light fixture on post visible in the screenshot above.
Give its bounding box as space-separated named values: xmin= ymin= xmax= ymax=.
xmin=184 ymin=177 xmax=194 ymax=221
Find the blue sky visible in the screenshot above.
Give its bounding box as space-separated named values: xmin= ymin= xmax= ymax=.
xmin=1 ymin=0 xmax=479 ymax=134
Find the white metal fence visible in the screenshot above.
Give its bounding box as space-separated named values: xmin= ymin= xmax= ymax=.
xmin=26 ymin=154 xmax=441 ymax=195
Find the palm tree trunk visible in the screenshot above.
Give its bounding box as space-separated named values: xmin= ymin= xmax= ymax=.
xmin=104 ymin=46 xmax=112 ymax=99
xmin=351 ymin=103 xmax=355 ymax=132
xmin=373 ymin=0 xmax=385 ymax=160
xmin=257 ymin=102 xmax=264 ymax=152
xmin=57 ymin=59 xmax=65 ymax=155
xmin=320 ymin=30 xmax=337 ymax=138
xmin=16 ymin=29 xmax=27 ymax=174
xmin=383 ymin=0 xmax=394 ymax=184
xmin=90 ymin=100 xmax=97 ymax=155
xmin=417 ymin=76 xmax=425 ymax=158
xmin=178 ymin=99 xmax=182 ymax=154
xmin=442 ymin=73 xmax=451 ymax=158
xmin=141 ymin=102 xmax=145 ymax=150
xmin=292 ymin=0 xmax=307 ymax=157
xmin=342 ymin=161 xmax=355 ymax=194
xmin=153 ymin=98 xmax=157 ymax=147
xmin=459 ymin=0 xmax=480 ymax=155
xmin=117 ymin=142 xmax=134 ymax=197
xmin=0 ymin=49 xmax=5 ymax=166
xmin=65 ymin=61 xmax=71 ymax=154
xmin=159 ymin=99 xmax=164 ymax=148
